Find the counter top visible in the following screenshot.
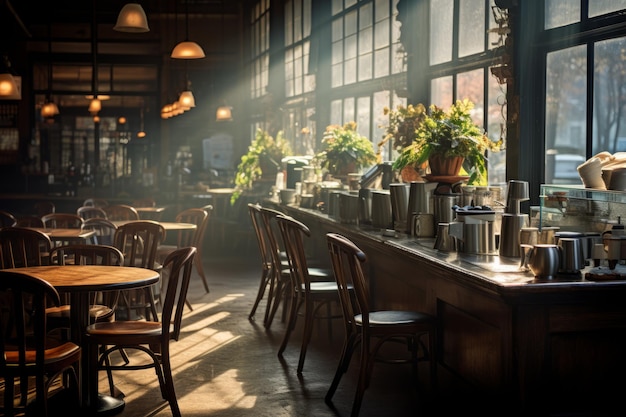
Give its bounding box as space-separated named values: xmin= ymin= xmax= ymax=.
xmin=278 ymin=203 xmax=626 ymax=298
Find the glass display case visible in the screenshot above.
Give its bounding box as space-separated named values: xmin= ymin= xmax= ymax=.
xmin=532 ymin=184 xmax=626 ymax=232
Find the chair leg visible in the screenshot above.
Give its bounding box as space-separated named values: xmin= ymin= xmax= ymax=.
xmin=351 ymin=348 xmax=372 ymax=417
xmin=297 ymin=299 xmax=316 ymax=374
xmin=249 ymin=266 xmax=270 ymax=320
xmin=194 ymin=255 xmax=210 ymax=293
xmin=161 ymin=346 xmax=182 ymax=417
xmin=277 ymin=292 xmax=301 ymax=356
xmin=265 ymin=276 xmax=284 ymax=329
xmin=325 ymin=332 xmax=358 ymax=403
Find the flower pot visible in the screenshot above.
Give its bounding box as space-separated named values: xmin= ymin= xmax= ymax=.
xmin=428 ymin=154 xmax=464 ymax=177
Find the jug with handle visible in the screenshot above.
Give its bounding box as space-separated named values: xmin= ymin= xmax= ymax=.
xmin=520 ymin=243 xmax=561 ymax=280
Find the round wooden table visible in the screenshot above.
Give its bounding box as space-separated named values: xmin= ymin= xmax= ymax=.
xmin=3 ymin=265 xmax=160 ymax=415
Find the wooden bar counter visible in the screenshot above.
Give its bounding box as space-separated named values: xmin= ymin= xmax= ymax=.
xmin=275 ymin=202 xmax=626 ymax=416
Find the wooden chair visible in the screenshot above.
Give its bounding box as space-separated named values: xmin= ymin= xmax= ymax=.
xmin=76 ymin=205 xmax=108 ymax=220
xmin=275 ymin=214 xmax=344 ymax=374
xmin=247 ymin=203 xmax=280 ymax=324
xmin=113 ymin=220 xmax=166 ymax=321
xmin=86 ymin=246 xmax=197 ymax=417
xmin=156 ymin=207 xmax=212 ymax=304
xmin=82 ymin=217 xmax=118 ymax=246
xmin=0 ymin=271 xmax=81 ymax=417
xmin=16 ymin=215 xmax=45 ymax=227
xmin=260 ymin=207 xmax=332 ymax=329
xmin=325 ymin=233 xmax=438 ymax=417
xmin=131 ymin=197 xmax=156 ymax=207
xmin=48 ymin=244 xmax=125 ymax=326
xmin=0 ymin=227 xmax=52 ymax=268
xmin=33 ymin=201 xmax=56 ymax=217
xmin=103 ymin=204 xmax=139 ymax=221
xmin=83 ymin=198 xmax=108 ymax=208
xmin=0 ymin=210 xmax=17 ymax=227
xmin=41 ymin=213 xmax=84 ymax=229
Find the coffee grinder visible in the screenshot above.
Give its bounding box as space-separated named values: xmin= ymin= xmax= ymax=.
xmin=499 ymin=180 xmax=530 ymax=257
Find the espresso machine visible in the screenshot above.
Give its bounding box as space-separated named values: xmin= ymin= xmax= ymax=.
xmin=499 ymin=180 xmax=530 ymax=257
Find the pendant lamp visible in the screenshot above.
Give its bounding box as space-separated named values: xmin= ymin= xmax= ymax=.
xmin=41 ymin=20 xmax=59 ymax=119
xmin=216 ymin=105 xmax=233 ymax=121
xmin=171 ymin=1 xmax=205 ymax=59
xmin=0 ymin=56 xmax=19 ymax=98
xmin=114 ymin=3 xmax=150 ymax=33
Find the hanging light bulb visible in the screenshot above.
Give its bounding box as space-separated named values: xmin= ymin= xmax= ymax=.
xmin=114 ymin=3 xmax=150 ymax=33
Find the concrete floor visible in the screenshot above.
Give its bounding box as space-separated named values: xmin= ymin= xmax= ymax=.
xmin=103 ymin=247 xmax=438 ymax=417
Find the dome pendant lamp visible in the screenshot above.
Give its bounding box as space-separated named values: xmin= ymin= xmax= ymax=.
xmin=0 ymin=56 xmax=19 ymax=98
xmin=114 ymin=3 xmax=150 ymax=33
xmin=41 ymin=19 xmax=59 ymax=119
xmin=171 ymin=1 xmax=205 ymax=59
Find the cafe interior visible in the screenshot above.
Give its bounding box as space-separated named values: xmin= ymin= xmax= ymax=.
xmin=1 ymin=1 xmax=626 ymax=416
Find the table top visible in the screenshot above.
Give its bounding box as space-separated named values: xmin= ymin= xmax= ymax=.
xmin=134 ymin=206 xmax=167 ymax=213
xmin=1 ymin=265 xmax=160 ymax=292
xmin=28 ymin=227 xmax=96 ymax=240
xmin=111 ymin=220 xmax=196 ymax=231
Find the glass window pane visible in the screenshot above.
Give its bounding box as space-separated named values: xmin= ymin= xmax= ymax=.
xmin=360 ymin=26 xmax=373 ymax=55
xmin=344 ymin=97 xmax=355 ymax=124
xmin=545 ymin=0 xmax=579 ymax=29
xmin=332 ymin=18 xmax=343 ymax=42
xmin=431 ymin=76 xmax=453 ymax=108
xmin=374 ymin=47 xmax=390 ymax=78
xmin=332 ymin=41 xmax=343 ymax=65
xmin=589 ymin=0 xmax=626 ymax=17
xmin=430 ymin=0 xmax=453 ymax=65
xmin=360 ymin=3 xmax=372 ymax=30
xmin=593 ymin=37 xmax=626 ymax=154
xmin=359 ymin=53 xmax=373 ymax=81
xmin=487 ymin=69 xmax=507 ymax=185
xmin=345 ymin=34 xmax=358 ymax=60
xmin=545 ymin=45 xmax=586 ymax=183
xmin=374 ymin=18 xmax=389 ymax=49
xmin=345 ymin=58 xmax=357 ymax=84
xmin=357 ymin=96 xmax=371 ymax=140
xmin=346 ymin=10 xmax=358 ymax=36
xmin=457 ymin=69 xmax=484 ymax=113
xmin=459 ymin=0 xmax=485 ymax=57
xmin=331 ymin=99 xmax=342 ymax=125
xmin=332 ymin=64 xmax=343 ymax=87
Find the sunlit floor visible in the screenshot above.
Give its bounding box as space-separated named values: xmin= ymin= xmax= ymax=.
xmin=103 ymin=246 xmax=437 ymax=417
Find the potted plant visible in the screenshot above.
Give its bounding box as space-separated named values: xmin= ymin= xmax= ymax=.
xmin=313 ymin=121 xmax=377 ymax=178
xmin=232 ymin=128 xmax=292 ymax=203
xmin=390 ymin=99 xmax=503 ymax=185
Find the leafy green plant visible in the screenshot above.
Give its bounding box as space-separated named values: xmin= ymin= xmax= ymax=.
xmin=313 ymin=122 xmax=377 ymax=175
xmin=391 ymin=99 xmax=503 ymax=185
xmin=232 ymin=129 xmax=292 ymax=203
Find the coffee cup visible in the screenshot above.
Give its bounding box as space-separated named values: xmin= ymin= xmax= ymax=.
xmin=577 ymin=157 xmax=606 ymax=189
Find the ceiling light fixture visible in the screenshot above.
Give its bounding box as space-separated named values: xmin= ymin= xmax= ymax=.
xmin=113 ymin=3 xmax=150 ymax=33
xmin=41 ymin=19 xmax=59 ymax=119
xmin=0 ymin=56 xmax=19 ymax=98
xmin=171 ymin=1 xmax=205 ymax=59
xmin=215 ymin=2 xmax=232 ymax=121
xmin=216 ymin=105 xmax=233 ymax=121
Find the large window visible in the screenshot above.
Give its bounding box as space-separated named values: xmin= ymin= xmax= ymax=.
xmin=428 ymin=0 xmax=507 ymax=185
xmin=542 ymin=1 xmax=626 ymax=184
xmin=285 ymin=0 xmax=315 ymax=97
xmin=250 ymin=0 xmax=271 ymax=99
xmin=329 ymin=0 xmax=404 ymax=159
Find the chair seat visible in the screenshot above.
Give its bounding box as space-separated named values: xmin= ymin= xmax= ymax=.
xmin=4 ymin=342 xmax=81 ymax=365
xmin=46 ymin=304 xmax=115 ymax=321
xmin=87 ymin=320 xmax=164 ymax=337
xmin=356 ymin=310 xmax=436 ymax=326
